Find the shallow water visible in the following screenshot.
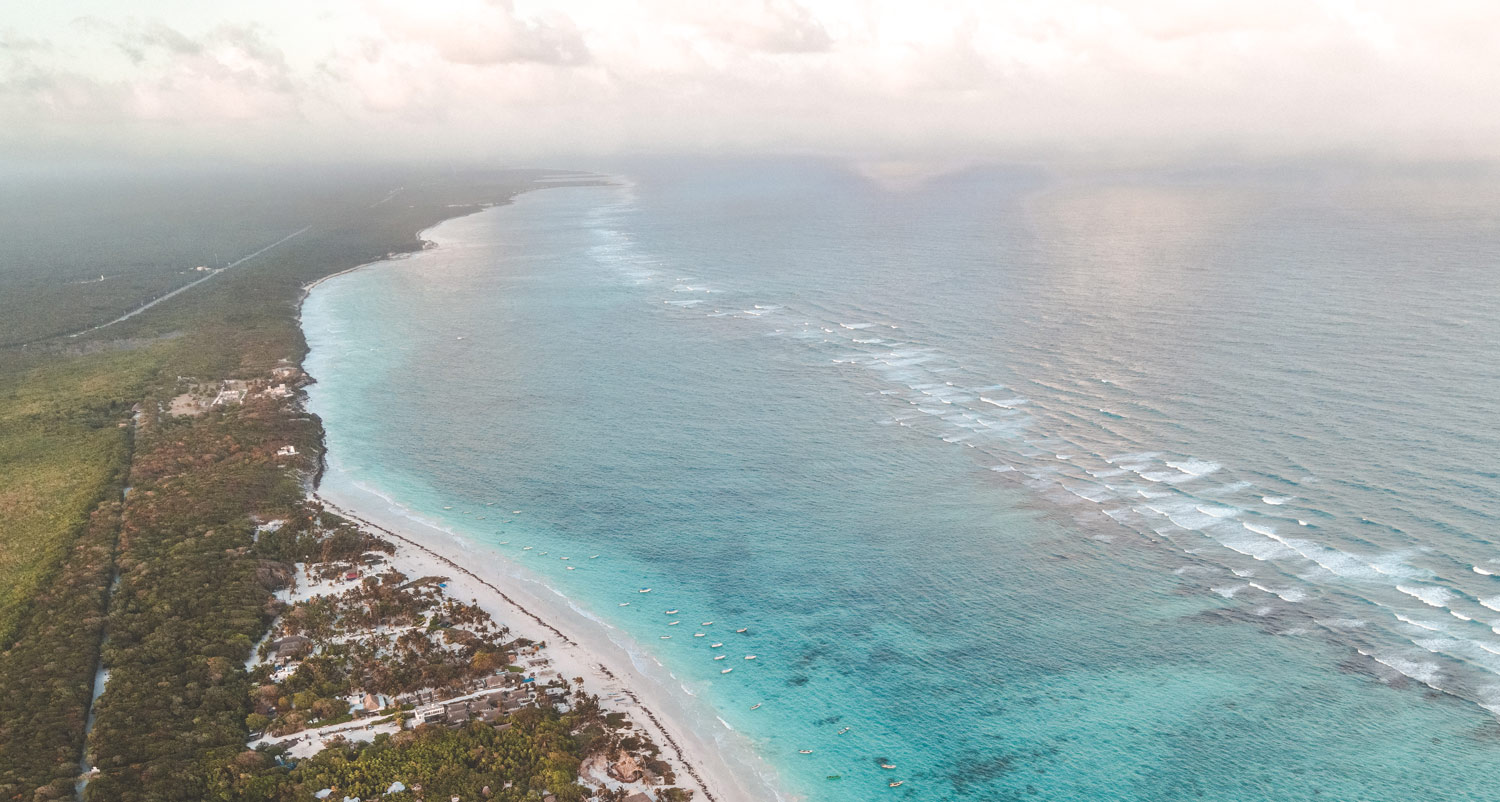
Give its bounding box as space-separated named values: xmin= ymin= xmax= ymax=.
xmin=305 ymin=161 xmax=1500 ymax=800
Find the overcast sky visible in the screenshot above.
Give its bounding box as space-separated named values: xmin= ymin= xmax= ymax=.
xmin=5 ymin=0 xmax=1500 ymax=167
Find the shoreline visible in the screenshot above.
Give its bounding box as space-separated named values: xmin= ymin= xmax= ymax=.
xmin=315 ymin=494 xmax=726 ymax=802
xmin=308 ymin=481 xmax=780 ymax=802
xmin=295 ymin=197 xmax=786 ymax=802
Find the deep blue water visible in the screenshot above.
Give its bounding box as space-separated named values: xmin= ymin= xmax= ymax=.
xmin=305 ymin=161 xmax=1500 ymax=800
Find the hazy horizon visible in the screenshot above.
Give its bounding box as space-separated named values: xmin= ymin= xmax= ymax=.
xmin=6 ymin=1 xmax=1500 ymax=169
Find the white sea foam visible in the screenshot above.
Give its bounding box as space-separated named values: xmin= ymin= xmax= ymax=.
xmin=1262 ymin=496 xmax=1294 ymax=505
xmin=1151 ymin=500 xmax=1233 ymax=532
xmin=1363 ymin=650 xmax=1443 ymax=686
xmin=1394 ymin=613 xmax=1447 ymax=632
xmin=1165 ymin=459 xmax=1222 ymax=478
xmin=1216 ymin=530 xmax=1293 ymax=561
xmin=1397 ymin=584 xmax=1454 ymax=608
xmin=1248 ymin=582 xmax=1307 ymax=603
xmin=1062 ymin=483 xmax=1112 ymax=503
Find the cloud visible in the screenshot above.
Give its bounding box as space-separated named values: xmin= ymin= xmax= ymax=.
xmin=5 ymin=0 xmax=1500 ymax=165
xmin=371 ymin=0 xmax=590 ymax=66
xmin=113 ymin=20 xmax=203 ymax=63
xmin=661 ymin=0 xmax=834 ymax=53
xmin=0 ymin=21 xmax=314 ymax=168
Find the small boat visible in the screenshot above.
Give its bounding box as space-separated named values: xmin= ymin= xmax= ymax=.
xmin=694 ymin=633 xmax=705 ymax=638
xmin=702 ymin=621 xmax=713 ymax=626
xmin=744 ymin=655 xmax=756 ymax=660
xmin=523 ymin=546 xmax=533 ymax=550
xmin=889 ymin=781 xmax=903 ymax=788
xmin=721 ymin=668 xmax=733 ymax=674
xmin=750 ymin=703 xmax=761 ymax=710
xmin=798 ymin=749 xmax=812 ymax=754
xmin=590 ymin=555 xmax=599 ymax=559
xmin=714 ymin=655 xmax=726 ymax=661
xmin=639 ymin=588 xmax=652 ymax=593
xmin=499 ymin=541 xmax=509 ymax=545
xmin=566 ymin=566 xmax=576 ymax=570
xmin=539 ymin=551 xmax=548 ymax=555
xmin=560 ymin=556 xmax=569 ymax=560
xmin=668 ymin=621 xmax=680 ymax=626
xmin=619 ymin=603 xmax=630 ymax=607
xmin=881 ymin=764 xmax=896 ymax=770
xmin=826 ymin=775 xmax=841 ymax=780
xmin=710 ymin=642 xmax=723 ymax=648
xmin=512 ymin=511 xmax=521 ymax=514
xmin=665 ymin=609 xmax=678 ymax=614
xmin=660 ymin=635 xmax=671 ymax=639
xmin=837 ymin=727 xmax=850 ymax=734
xmin=735 ymin=628 xmax=748 ymax=633
xmin=444 ymin=506 xmax=452 ymax=509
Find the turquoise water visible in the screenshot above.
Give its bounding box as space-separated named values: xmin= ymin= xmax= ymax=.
xmin=304 ymin=162 xmax=1500 ymax=800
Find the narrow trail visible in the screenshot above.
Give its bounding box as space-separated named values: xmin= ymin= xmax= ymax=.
xmin=75 ymin=410 xmax=138 ymax=800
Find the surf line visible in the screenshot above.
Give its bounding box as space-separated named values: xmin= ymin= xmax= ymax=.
xmin=593 ymin=664 xmax=720 ymax=802
xmin=315 ymin=494 xmax=720 ymax=802
xmin=314 ymin=494 xmax=574 ymax=645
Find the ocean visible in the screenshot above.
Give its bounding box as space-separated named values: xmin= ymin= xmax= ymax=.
xmin=303 ymin=160 xmax=1500 ymax=800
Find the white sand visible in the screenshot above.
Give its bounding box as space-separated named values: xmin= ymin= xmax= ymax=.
xmin=296 ymin=213 xmax=788 ymax=802
xmin=314 ymin=489 xmax=788 ymax=802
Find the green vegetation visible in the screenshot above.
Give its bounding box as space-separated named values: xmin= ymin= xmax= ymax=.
xmin=253 ymin=565 xmax=517 ymax=724
xmin=211 ymin=711 xmax=594 ymax=802
xmin=84 ymin=389 xmax=318 ymax=801
xmin=0 ymin=493 xmax=123 ymax=798
xmin=0 ymin=168 xmax=659 ymax=802
xmin=0 ymin=348 xmax=152 ymax=646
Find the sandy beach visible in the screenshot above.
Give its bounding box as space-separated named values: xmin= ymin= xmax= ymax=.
xmin=295 ymin=203 xmax=788 ymax=802
xmin=311 ymin=487 xmax=783 ymax=802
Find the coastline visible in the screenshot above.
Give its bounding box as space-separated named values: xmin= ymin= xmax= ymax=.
xmin=295 ymin=200 xmax=787 ymax=802
xmin=308 ymin=484 xmax=778 ymax=802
